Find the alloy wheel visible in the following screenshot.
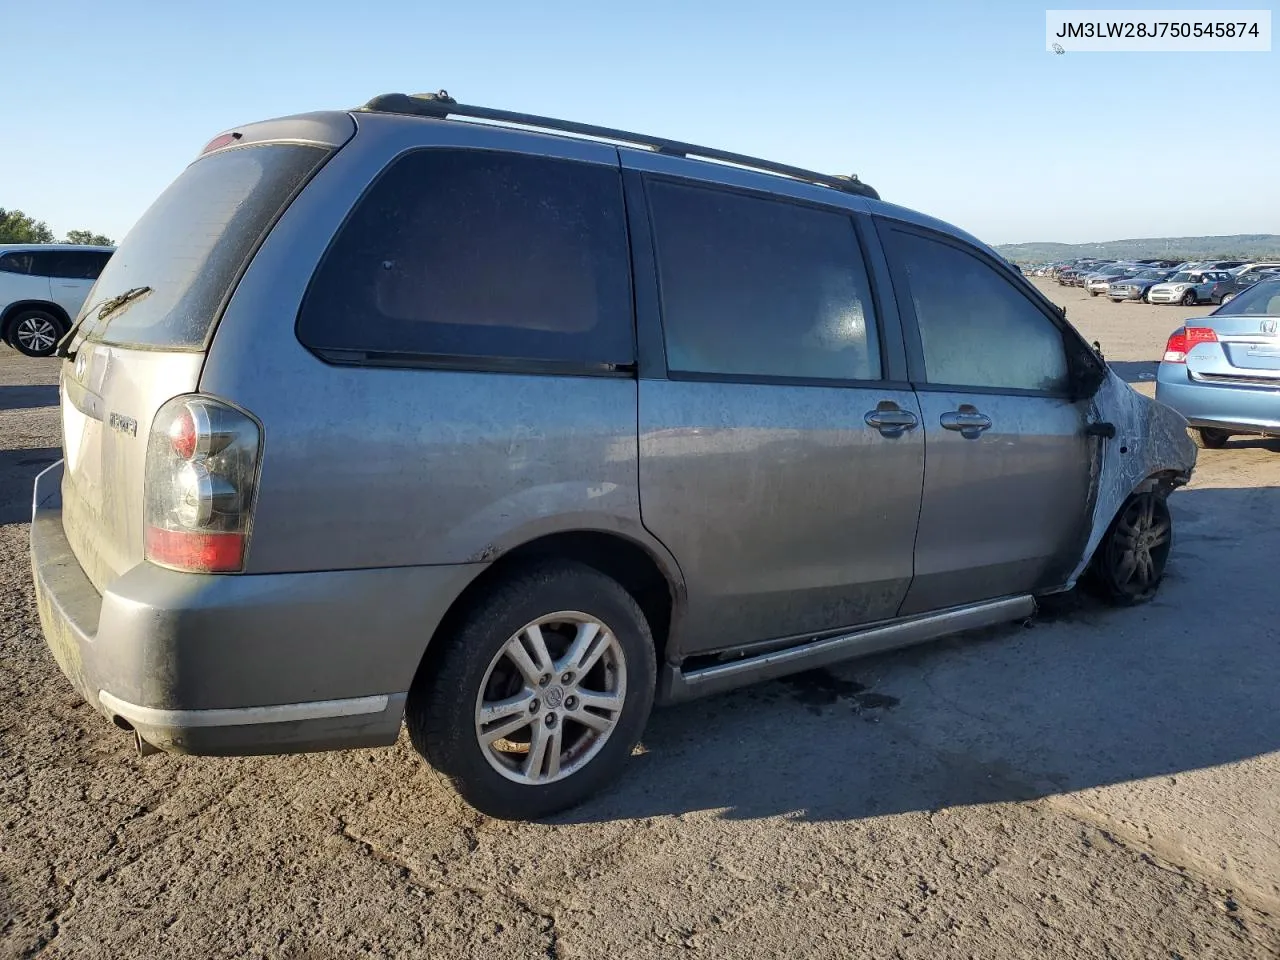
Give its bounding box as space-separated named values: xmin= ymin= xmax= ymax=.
xmin=1104 ymin=494 xmax=1172 ymax=598
xmin=473 ymin=612 xmax=626 ymax=785
xmin=15 ymin=316 xmax=58 ymax=354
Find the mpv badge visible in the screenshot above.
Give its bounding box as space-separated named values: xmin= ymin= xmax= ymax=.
xmin=108 ymin=413 xmax=137 ymax=437
xmin=1261 ymin=319 xmax=1278 ymax=335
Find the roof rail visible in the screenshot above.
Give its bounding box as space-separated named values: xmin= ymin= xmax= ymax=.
xmin=361 ymin=91 xmax=880 ymax=201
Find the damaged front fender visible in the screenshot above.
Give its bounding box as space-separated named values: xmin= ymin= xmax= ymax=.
xmin=1068 ymin=371 xmax=1198 ymax=585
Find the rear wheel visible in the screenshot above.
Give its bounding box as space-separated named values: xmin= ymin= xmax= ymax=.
xmin=407 ymin=561 xmax=656 ymax=820
xmin=1087 ymin=492 xmax=1173 ymax=606
xmin=7 ymin=309 xmax=64 ymax=357
xmin=1181 ymin=289 xmax=1198 ymax=306
xmin=1220 ymin=293 xmax=1236 ymax=305
xmin=1192 ymin=427 xmax=1230 ymax=449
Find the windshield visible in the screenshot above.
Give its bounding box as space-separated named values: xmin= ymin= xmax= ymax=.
xmin=82 ymin=143 xmax=329 ymax=349
xmin=1168 ymin=272 xmax=1195 ymax=283
xmin=1214 ymin=279 xmax=1280 ymax=316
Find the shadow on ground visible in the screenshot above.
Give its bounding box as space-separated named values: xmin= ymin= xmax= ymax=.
xmin=563 ymin=483 xmax=1280 ymax=824
xmin=0 ymin=448 xmax=60 ymax=525
xmin=0 ymin=385 xmax=59 ymax=411
xmin=1107 ymin=360 xmax=1159 ymax=384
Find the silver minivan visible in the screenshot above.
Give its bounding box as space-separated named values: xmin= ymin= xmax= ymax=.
xmin=31 ymin=93 xmax=1196 ymax=819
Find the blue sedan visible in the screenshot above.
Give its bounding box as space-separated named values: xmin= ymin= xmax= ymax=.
xmin=1156 ymin=277 xmax=1280 ymax=448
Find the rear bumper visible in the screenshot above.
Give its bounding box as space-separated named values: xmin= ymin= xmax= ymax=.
xmin=1155 ymin=367 xmax=1280 ymax=435
xmin=30 ymin=460 xmax=480 ymax=755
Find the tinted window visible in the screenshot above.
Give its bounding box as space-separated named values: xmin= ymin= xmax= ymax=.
xmin=886 ymin=229 xmax=1070 ymax=392
xmin=27 ymin=251 xmax=61 ymax=278
xmin=48 ymin=251 xmax=111 ymax=280
xmin=298 ymin=150 xmax=632 ymax=369
xmin=1214 ymin=279 xmax=1280 ymax=316
xmin=85 ymin=143 xmax=330 ymax=348
xmin=647 ymin=180 xmax=880 ymax=381
xmin=0 ymin=252 xmax=33 ymax=275
xmin=87 ymin=251 xmax=112 ymax=279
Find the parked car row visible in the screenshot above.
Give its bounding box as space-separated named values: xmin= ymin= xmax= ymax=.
xmin=1023 ymin=257 xmax=1280 ymax=307
xmin=0 ymin=243 xmax=115 ymax=356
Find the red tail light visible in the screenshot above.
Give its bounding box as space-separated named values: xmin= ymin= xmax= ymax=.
xmin=145 ymin=396 xmax=262 ymax=573
xmin=1163 ymin=326 xmax=1217 ymax=363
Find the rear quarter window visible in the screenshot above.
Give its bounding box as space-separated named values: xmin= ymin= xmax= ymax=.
xmin=296 ymin=149 xmax=634 ymax=371
xmin=86 ymin=143 xmax=330 ymax=349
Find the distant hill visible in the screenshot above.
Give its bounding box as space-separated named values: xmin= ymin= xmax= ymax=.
xmin=996 ymin=235 xmax=1280 ymax=264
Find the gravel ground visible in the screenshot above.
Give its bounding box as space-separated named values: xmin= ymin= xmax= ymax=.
xmin=2 ymin=280 xmax=1278 ymax=959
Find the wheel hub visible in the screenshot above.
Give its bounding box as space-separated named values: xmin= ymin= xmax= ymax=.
xmin=16 ymin=318 xmax=57 ymax=352
xmin=474 ymin=612 xmax=627 ymax=786
xmin=1107 ymin=493 xmax=1172 ymax=595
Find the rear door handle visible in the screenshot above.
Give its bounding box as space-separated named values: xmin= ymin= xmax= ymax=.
xmin=864 ymin=402 xmax=919 ymax=438
xmin=939 ymin=405 xmax=992 ymax=439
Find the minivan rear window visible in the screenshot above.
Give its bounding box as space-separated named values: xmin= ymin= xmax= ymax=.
xmin=86 ymin=143 xmax=329 ymax=349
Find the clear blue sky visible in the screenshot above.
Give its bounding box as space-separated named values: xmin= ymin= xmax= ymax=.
xmin=4 ymin=1 xmax=1276 ymax=246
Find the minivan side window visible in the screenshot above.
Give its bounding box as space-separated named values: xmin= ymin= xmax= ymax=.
xmin=884 ymin=228 xmax=1071 ymax=393
xmin=298 ymin=150 xmax=633 ymax=370
xmin=646 ymin=179 xmax=881 ymax=382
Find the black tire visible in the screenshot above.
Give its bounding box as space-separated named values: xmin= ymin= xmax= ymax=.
xmin=1089 ymin=290 xmax=1099 ymax=297
xmin=6 ymin=308 xmax=65 ymax=357
xmin=1191 ymin=427 xmax=1230 ymax=449
xmin=1181 ymin=289 xmax=1198 ymax=306
xmin=1085 ymin=492 xmax=1173 ymax=606
xmin=1220 ymin=293 xmax=1236 ymax=305
xmin=407 ymin=561 xmax=656 ymax=820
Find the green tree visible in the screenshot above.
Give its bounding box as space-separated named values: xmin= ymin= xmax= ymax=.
xmin=65 ymin=229 xmax=114 ymax=246
xmin=0 ymin=208 xmax=55 ymax=244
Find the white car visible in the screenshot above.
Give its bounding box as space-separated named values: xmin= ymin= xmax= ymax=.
xmin=1 ymin=244 xmax=114 ymax=356
xmin=1147 ymin=270 xmax=1232 ymax=306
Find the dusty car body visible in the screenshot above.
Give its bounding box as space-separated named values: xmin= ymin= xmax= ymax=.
xmin=31 ymin=94 xmax=1198 ymax=819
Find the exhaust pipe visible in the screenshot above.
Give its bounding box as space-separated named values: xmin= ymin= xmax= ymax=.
xmin=134 ymin=731 xmax=161 ymax=757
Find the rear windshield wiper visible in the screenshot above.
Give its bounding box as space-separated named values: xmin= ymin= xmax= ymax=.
xmin=57 ymin=286 xmax=153 ymax=359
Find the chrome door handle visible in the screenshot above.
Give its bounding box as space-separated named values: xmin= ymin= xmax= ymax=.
xmin=940 ymin=405 xmax=992 ymax=439
xmin=864 ymin=403 xmax=919 ymax=438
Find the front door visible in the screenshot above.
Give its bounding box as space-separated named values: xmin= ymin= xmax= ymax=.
xmin=634 ymin=174 xmax=925 ymax=654
xmin=877 ymin=221 xmax=1095 ymax=615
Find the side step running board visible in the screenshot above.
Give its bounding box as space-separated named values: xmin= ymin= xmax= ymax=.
xmin=660 ymin=595 xmax=1036 ymax=703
